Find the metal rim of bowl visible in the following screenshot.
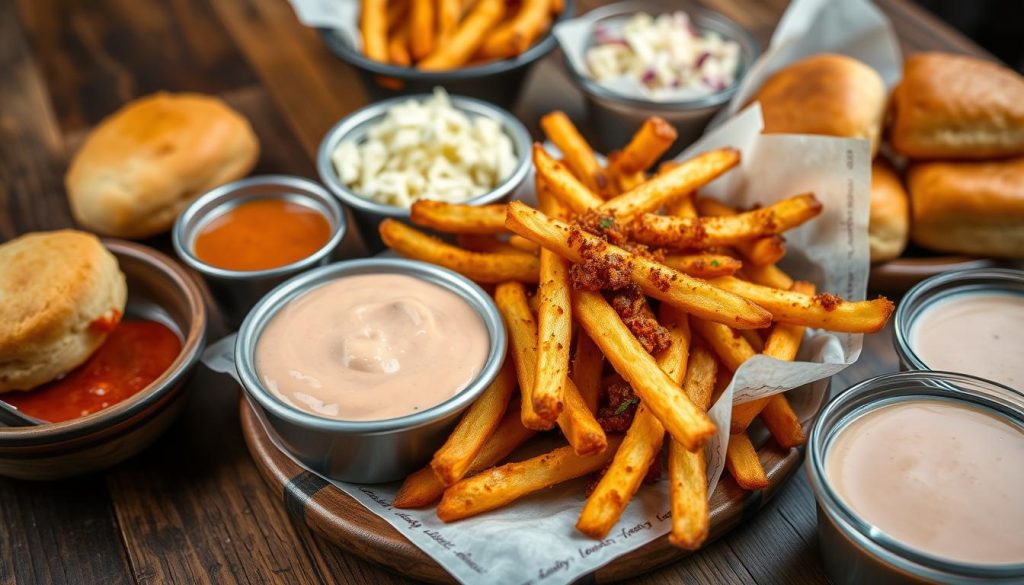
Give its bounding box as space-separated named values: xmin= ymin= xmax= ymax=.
xmin=807 ymin=370 xmax=1024 ymax=579
xmin=235 ymin=257 xmax=507 ymax=434
xmin=893 ymin=267 xmax=1024 ymax=373
xmin=319 ymin=0 xmax=574 ymax=79
xmin=0 ymin=240 xmax=208 ymax=446
xmin=172 ymin=175 xmax=348 ymax=281
xmin=561 ymin=1 xmax=760 ymax=110
xmin=317 ymin=94 xmax=534 ymax=218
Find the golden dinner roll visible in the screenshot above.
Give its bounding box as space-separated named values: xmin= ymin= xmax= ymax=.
xmin=66 ymin=92 xmax=259 ymax=238
xmin=909 ymin=157 xmax=1024 ymax=258
xmin=0 ymin=230 xmax=128 ymax=393
xmin=868 ymin=159 xmax=909 ymax=263
xmin=751 ymin=54 xmax=886 ymax=156
xmin=890 ymin=53 xmax=1024 ymax=160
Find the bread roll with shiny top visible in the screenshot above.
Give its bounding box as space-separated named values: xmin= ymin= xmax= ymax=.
xmin=909 ymin=157 xmax=1024 ymax=258
xmin=890 ymin=52 xmax=1024 ymax=159
xmin=0 ymin=230 xmax=128 ymax=393
xmin=751 ymin=54 xmax=886 ymax=156
xmin=66 ymin=92 xmax=259 ymax=238
xmin=869 ymin=159 xmax=909 ymax=263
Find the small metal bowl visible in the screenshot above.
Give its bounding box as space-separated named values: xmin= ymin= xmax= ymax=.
xmin=893 ymin=268 xmax=1024 ymax=373
xmin=807 ymin=371 xmax=1024 ymax=584
xmin=0 ymin=240 xmax=207 ymax=480
xmin=234 ymin=258 xmax=507 ymax=483
xmin=172 ymin=175 xmax=347 ymax=328
xmin=317 ymin=94 xmax=532 ymax=252
xmin=318 ymin=0 xmax=573 ymax=109
xmin=558 ymin=0 xmax=758 ymax=155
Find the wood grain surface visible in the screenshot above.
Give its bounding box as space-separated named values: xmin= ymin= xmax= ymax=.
xmin=0 ymin=0 xmax=988 ymax=583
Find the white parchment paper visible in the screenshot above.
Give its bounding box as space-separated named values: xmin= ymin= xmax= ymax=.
xmin=286 ymin=0 xmax=361 ymax=46
xmin=202 ymin=100 xmax=872 ymax=584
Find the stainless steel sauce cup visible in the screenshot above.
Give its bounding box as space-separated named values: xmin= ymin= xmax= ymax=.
xmin=807 ymin=371 xmax=1024 ymax=584
xmin=317 ymin=94 xmax=532 ymax=252
xmin=558 ymin=0 xmax=758 ymax=156
xmin=893 ymin=268 xmax=1024 ymax=372
xmin=172 ymin=175 xmax=347 ymax=328
xmin=234 ymin=258 xmax=507 ymax=483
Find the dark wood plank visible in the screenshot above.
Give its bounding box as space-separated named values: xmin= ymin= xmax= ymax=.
xmin=15 ymin=0 xmax=259 ymax=133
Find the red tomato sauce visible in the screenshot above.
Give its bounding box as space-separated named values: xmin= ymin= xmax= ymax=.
xmin=5 ymin=320 xmax=182 ymax=423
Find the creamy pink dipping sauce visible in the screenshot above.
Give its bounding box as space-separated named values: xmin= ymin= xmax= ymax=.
xmin=255 ymin=274 xmax=488 ymax=421
xmin=910 ymin=291 xmax=1024 ymax=389
xmin=826 ymin=399 xmax=1024 ymax=565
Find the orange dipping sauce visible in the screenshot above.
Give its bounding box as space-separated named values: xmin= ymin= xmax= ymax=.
xmin=192 ymin=198 xmax=332 ymax=271
xmin=5 ymin=321 xmax=182 ymax=423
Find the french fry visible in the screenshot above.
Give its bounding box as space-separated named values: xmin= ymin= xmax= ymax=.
xmin=662 ymin=253 xmax=742 ymax=278
xmin=709 ymin=276 xmax=895 ymax=333
xmin=761 ymin=394 xmax=806 ymax=448
xmin=456 ymin=234 xmax=532 ymax=256
xmin=495 ymin=282 xmax=554 ymax=430
xmin=388 ymin=21 xmax=412 ymax=66
xmin=691 ymin=318 xmax=756 ymax=373
xmin=731 ymin=281 xmax=813 ymax=434
xmin=386 ymin=0 xmax=410 ymax=29
xmin=614 ymin=168 xmax=646 ymax=193
xmin=410 ymin=201 xmax=507 ymax=234
xmin=430 ymin=360 xmax=517 ymax=485
xmin=508 ymin=235 xmax=540 ymax=254
xmin=437 ymin=0 xmax=461 ymax=44
xmin=381 ymin=219 xmax=538 ymax=283
xmin=683 ymin=340 xmax=718 ymax=413
xmin=741 ymin=263 xmax=794 ymax=290
xmin=437 ymin=437 xmax=623 ymax=522
xmin=505 ymin=202 xmax=772 ymax=329
xmin=632 ymin=193 xmax=823 ymax=248
xmin=410 ymin=0 xmax=435 ymax=60
xmin=395 ymin=401 xmax=535 ymax=508
xmin=418 ymin=0 xmax=505 ymax=70
xmin=739 ymin=329 xmax=765 ymax=353
xmin=725 ymin=433 xmax=768 ymax=490
xmin=696 ymin=198 xmax=786 ymax=266
xmin=478 ymin=0 xmax=553 ymax=59
xmin=360 ymin=0 xmax=389 ymax=62
xmin=539 ymin=112 xmax=614 ymax=198
xmin=571 ymin=331 xmax=603 ymax=414
xmin=598 ymin=148 xmax=740 ymax=221
xmin=532 ymin=144 xmax=604 ymax=212
xmin=655 ymin=304 xmax=691 ymax=382
xmin=534 ymin=238 xmax=572 ymax=419
xmin=667 ymin=194 xmax=698 ymax=219
xmin=573 ymin=290 xmax=716 ymax=450
xmin=609 ymin=116 xmax=678 ymax=176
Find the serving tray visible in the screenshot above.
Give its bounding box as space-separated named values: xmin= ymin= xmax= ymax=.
xmin=240 ymin=395 xmax=814 ymax=583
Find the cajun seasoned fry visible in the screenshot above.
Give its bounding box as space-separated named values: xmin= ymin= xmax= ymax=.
xmin=505 ymin=202 xmax=772 ymax=329
xmin=410 ymin=0 xmax=435 ymax=60
xmin=456 ymin=234 xmax=532 ymax=256
xmin=573 ymin=290 xmax=716 ymax=450
xmin=632 ymin=193 xmax=823 ymax=248
xmin=361 ymin=0 xmax=389 ymax=62
xmin=539 ymin=112 xmax=614 ymax=197
xmin=534 ymin=238 xmax=572 ymax=419
xmin=709 ymin=276 xmax=895 ymax=333
xmin=508 ymin=234 xmax=540 ymax=254
xmin=437 ymin=436 xmax=623 ymax=522
xmin=662 ymin=253 xmax=742 ymax=278
xmin=690 ymin=318 xmax=756 ymax=373
xmin=683 ymin=340 xmax=718 ymax=413
xmin=696 ymin=198 xmax=786 ymax=266
xmin=532 ymin=144 xmax=605 ymax=212
xmin=418 ymin=0 xmax=504 ymax=70
xmin=761 ymin=393 xmax=806 ymax=448
xmin=655 ymin=304 xmax=691 ymax=381
xmin=395 ymin=401 xmax=536 ymax=508
xmin=495 ymin=282 xmax=554 ymax=430
xmin=742 ymin=263 xmax=794 ymax=290
xmin=726 ymin=433 xmax=768 ymax=490
xmin=598 ymin=148 xmax=740 ymax=221
xmin=478 ymin=0 xmax=553 ymax=59
xmin=668 ymin=194 xmax=698 ymax=219
xmin=571 ymin=331 xmax=603 ymax=414
xmin=610 ymin=116 xmax=678 ymax=176
xmin=431 ymin=360 xmax=517 ymax=485
xmin=381 ymin=219 xmax=538 ymax=283
xmin=410 ymin=201 xmax=507 ymax=234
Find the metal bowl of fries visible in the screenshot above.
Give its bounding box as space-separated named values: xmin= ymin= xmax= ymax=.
xmin=234 ymin=257 xmax=507 ymax=483
xmin=317 ymin=93 xmax=532 ymax=252
xmin=558 ymin=0 xmax=758 ymax=156
xmin=319 ymin=0 xmax=573 ymax=108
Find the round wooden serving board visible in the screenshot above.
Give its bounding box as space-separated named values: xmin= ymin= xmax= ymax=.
xmin=241 ymin=397 xmax=812 ymax=583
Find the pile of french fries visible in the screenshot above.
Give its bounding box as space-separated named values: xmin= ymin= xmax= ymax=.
xmin=360 ymin=0 xmax=563 ymax=70
xmin=383 ymin=112 xmax=894 ymax=549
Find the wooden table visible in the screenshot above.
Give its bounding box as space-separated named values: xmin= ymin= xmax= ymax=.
xmin=0 ymin=0 xmax=991 ymax=583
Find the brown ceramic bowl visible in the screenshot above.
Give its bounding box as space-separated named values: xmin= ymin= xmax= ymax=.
xmin=0 ymin=240 xmax=207 ymax=480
